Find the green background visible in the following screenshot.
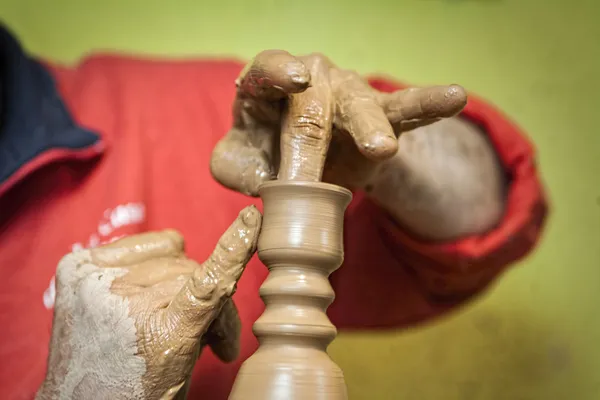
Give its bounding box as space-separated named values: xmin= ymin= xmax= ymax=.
xmin=1 ymin=0 xmax=598 ymax=398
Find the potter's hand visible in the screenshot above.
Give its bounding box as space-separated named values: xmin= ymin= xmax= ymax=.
xmin=210 ymin=50 xmax=467 ymax=194
xmin=37 ymin=206 xmax=261 ymax=400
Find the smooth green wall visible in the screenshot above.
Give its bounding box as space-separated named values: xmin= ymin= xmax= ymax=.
xmin=1 ymin=0 xmax=598 ymax=398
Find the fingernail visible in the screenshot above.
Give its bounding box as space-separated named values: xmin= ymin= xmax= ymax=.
xmin=163 ymin=229 xmax=184 ymax=246
xmin=290 ymin=74 xmax=308 ymax=84
xmin=240 ymin=206 xmax=260 ymax=228
xmin=362 ymin=133 xmax=398 ymax=160
xmin=283 ymin=62 xmax=310 ymax=88
xmin=446 ymin=85 xmax=467 ymax=105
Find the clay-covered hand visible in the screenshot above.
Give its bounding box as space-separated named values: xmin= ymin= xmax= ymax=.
xmin=210 ymin=50 xmax=468 ymax=194
xmin=37 ymin=206 xmax=261 ymax=400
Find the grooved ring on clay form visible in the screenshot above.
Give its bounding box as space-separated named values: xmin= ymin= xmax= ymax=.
xmin=257 ymin=181 xmax=352 ymax=268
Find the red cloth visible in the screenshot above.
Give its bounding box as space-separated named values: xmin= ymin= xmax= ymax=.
xmin=0 ymin=56 xmax=547 ymax=399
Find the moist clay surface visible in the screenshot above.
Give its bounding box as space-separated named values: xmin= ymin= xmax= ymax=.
xmin=223 ymin=50 xmax=465 ymax=399
xmin=228 ymin=181 xmax=352 ymax=400
xmin=227 ymin=52 xmax=358 ymax=400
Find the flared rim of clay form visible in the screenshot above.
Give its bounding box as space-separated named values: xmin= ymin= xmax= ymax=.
xmin=256 ymin=180 xmax=352 ymax=262
xmin=230 ymin=179 xmax=351 ymax=400
xmin=258 ymin=180 xmax=352 ymax=198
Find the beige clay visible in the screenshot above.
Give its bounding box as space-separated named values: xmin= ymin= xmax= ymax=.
xmin=210 ymin=50 xmax=466 ymax=195
xmin=227 ymin=51 xmax=467 ymax=399
xmin=37 ymin=207 xmax=261 ymax=400
xmin=229 ymin=181 xmax=352 ymax=400
xmin=39 ymin=46 xmax=477 ymax=398
xmin=229 ymin=54 xmax=356 ymax=400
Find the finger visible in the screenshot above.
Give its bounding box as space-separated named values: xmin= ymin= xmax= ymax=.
xmin=322 ymin=128 xmax=379 ymax=189
xmin=174 ymin=380 xmax=191 ymax=400
xmin=198 ymin=205 xmax=261 ymax=288
xmin=218 ymin=50 xmax=310 ymax=195
xmin=241 ymin=96 xmax=281 ymax=125
xmin=378 ymin=85 xmax=467 ymax=132
xmin=90 ymin=230 xmax=184 ymax=267
xmin=120 ymin=290 xmax=172 ymax=315
xmin=204 ymin=299 xmax=242 ymax=363
xmin=210 ymin=125 xmax=277 ymax=196
xmin=331 ymin=68 xmax=397 ymax=160
xmin=117 ymin=257 xmax=195 ymax=287
xmin=166 ymin=206 xmax=261 ymax=337
xmin=237 ymin=50 xmax=310 ymax=101
xmin=55 ymin=251 xmax=99 ymax=290
xmin=278 ymin=53 xmax=334 ymax=181
xmin=111 ymin=274 xmax=189 ymax=311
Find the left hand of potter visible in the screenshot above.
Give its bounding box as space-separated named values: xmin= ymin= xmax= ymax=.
xmin=210 ymin=50 xmax=468 ymax=194
xmin=37 ymin=206 xmax=261 ymax=400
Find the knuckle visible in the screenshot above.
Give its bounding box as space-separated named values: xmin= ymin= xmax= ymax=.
xmin=56 ymin=251 xmax=92 ymax=287
xmin=291 ymin=110 xmax=328 ymax=141
xmin=190 ymin=266 xmax=219 ymax=301
xmin=215 ymin=233 xmax=250 ymax=266
xmin=303 ymin=52 xmax=333 ymax=69
xmin=161 ymin=229 xmax=185 ymax=250
xmin=294 ymin=116 xmax=324 ymax=133
xmin=346 ymin=94 xmax=377 ymax=110
xmin=56 ymin=253 xmax=75 ymax=276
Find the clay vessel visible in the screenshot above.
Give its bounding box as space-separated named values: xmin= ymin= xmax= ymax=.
xmin=229 ymin=180 xmax=352 ymax=400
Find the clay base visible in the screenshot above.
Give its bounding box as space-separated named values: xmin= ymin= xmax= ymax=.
xmin=231 ymin=344 xmax=347 ymax=399
xmin=229 ymin=181 xmax=352 ymax=400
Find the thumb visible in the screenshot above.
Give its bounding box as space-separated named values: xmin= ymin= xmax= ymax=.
xmin=166 ymin=206 xmax=262 ymax=338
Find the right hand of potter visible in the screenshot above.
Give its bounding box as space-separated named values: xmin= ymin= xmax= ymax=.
xmin=210 ymin=50 xmax=466 ymax=195
xmin=37 ymin=206 xmax=261 ymax=400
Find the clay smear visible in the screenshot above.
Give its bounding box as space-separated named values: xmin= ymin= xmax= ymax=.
xmin=211 ymin=50 xmax=467 ymax=196
xmin=210 ymin=50 xmax=310 ymax=196
xmin=277 ymin=54 xmax=334 ymax=181
xmin=39 ymin=207 xmax=261 ymax=400
xmin=36 ymin=251 xmax=146 ymax=400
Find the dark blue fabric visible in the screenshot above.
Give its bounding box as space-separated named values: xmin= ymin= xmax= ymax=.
xmin=0 ymin=24 xmax=100 ymax=184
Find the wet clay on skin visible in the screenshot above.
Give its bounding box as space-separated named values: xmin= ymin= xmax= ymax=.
xmin=229 ymin=55 xmax=355 ymax=399
xmin=38 ymin=47 xmax=471 ymax=399
xmin=227 ymin=52 xmax=466 ymax=399
xmin=37 ymin=207 xmax=261 ymax=400
xmin=210 ymin=50 xmax=466 ymax=195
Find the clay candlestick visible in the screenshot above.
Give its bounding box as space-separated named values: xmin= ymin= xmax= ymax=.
xmin=229 ymin=180 xmax=352 ymax=400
